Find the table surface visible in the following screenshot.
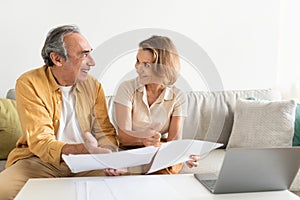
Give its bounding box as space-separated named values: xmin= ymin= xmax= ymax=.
xmin=15 ymin=174 xmax=300 ymax=200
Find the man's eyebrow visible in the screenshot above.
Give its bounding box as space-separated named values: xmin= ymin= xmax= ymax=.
xmin=81 ymin=49 xmax=93 ymax=54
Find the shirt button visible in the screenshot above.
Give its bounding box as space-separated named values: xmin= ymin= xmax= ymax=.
xmin=57 ymin=100 xmax=61 ymax=104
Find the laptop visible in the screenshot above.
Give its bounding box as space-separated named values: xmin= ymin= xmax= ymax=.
xmin=194 ymin=147 xmax=300 ymax=194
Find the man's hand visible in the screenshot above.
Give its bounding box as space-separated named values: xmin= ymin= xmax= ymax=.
xmin=83 ymin=132 xmax=112 ymax=154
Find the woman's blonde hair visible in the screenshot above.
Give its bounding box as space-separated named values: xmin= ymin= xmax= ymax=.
xmin=139 ymin=35 xmax=180 ymax=86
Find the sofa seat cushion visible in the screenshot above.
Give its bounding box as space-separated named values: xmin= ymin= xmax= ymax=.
xmin=291 ymin=169 xmax=300 ymax=192
xmin=0 ymin=98 xmax=22 ymax=159
xmin=0 ymin=160 xmax=6 ymax=171
xmin=180 ymin=149 xmax=225 ymax=174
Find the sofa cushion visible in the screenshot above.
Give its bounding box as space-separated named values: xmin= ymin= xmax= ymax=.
xmin=227 ymin=99 xmax=296 ymax=148
xmin=0 ymin=160 xmax=6 ymax=171
xmin=180 ymin=149 xmax=225 ymax=174
xmin=245 ymin=97 xmax=300 ymax=147
xmin=182 ymin=89 xmax=281 ymax=147
xmin=6 ymin=89 xmax=16 ymax=100
xmin=291 ymin=169 xmax=300 ymax=192
xmin=293 ymin=104 xmax=300 ymax=146
xmin=0 ymin=98 xmax=22 ymax=159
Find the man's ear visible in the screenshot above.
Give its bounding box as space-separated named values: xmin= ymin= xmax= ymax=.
xmin=50 ymin=52 xmax=63 ymax=66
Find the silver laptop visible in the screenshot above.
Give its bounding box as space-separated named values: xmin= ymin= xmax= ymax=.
xmin=194 ymin=147 xmax=300 ymax=194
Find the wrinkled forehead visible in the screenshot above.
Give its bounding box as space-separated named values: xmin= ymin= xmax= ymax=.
xmin=136 ymin=49 xmax=155 ymax=63
xmin=64 ymin=33 xmax=92 ymax=52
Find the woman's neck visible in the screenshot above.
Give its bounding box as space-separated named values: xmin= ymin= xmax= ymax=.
xmin=146 ymin=84 xmax=164 ymax=96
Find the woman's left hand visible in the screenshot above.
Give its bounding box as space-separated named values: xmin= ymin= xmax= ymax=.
xmin=185 ymin=155 xmax=200 ymax=168
xmin=142 ymin=132 xmax=161 ymax=147
xmin=104 ymin=168 xmax=128 ymax=176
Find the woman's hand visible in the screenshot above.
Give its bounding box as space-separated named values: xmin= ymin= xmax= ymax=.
xmin=142 ymin=132 xmax=161 ymax=146
xmin=185 ymin=155 xmax=200 ymax=168
xmin=104 ymin=168 xmax=128 ymax=176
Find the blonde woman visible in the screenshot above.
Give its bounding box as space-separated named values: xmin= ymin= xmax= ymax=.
xmin=114 ymin=36 xmax=199 ymax=174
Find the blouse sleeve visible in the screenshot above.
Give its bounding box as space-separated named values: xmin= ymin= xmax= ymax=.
xmin=114 ymin=80 xmax=135 ymax=109
xmin=172 ymin=89 xmax=188 ymax=117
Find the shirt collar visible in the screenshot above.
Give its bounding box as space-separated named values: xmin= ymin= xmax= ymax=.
xmin=46 ymin=65 xmax=81 ymax=93
xmin=46 ymin=65 xmax=60 ymax=92
xmin=134 ymin=77 xmax=174 ymax=102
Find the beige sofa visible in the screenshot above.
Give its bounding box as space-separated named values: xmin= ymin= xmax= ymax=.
xmin=107 ymin=88 xmax=299 ymax=193
xmin=1 ymin=88 xmax=300 ymax=194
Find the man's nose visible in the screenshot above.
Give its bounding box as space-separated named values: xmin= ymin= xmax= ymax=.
xmin=87 ymin=54 xmax=96 ymax=66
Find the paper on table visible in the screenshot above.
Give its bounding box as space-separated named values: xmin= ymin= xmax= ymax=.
xmin=147 ymin=140 xmax=223 ymax=174
xmin=63 ymin=146 xmax=158 ymax=173
xmin=105 ymin=176 xmax=184 ymax=200
xmin=76 ymin=180 xmax=115 ymax=200
xmin=76 ymin=181 xmax=87 ymax=200
xmin=77 ymin=176 xmax=183 ymax=200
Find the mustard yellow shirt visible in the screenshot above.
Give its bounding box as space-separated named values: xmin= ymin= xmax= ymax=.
xmin=6 ymin=65 xmax=118 ymax=167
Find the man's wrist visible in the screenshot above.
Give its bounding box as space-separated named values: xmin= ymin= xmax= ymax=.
xmin=102 ymin=145 xmax=116 ymax=152
xmin=61 ymin=143 xmax=88 ymax=155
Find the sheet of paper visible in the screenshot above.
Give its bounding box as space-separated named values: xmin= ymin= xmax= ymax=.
xmin=103 ymin=176 xmax=183 ymax=200
xmin=62 ymin=146 xmax=158 ymax=173
xmin=76 ymin=181 xmax=87 ymax=200
xmin=76 ymin=176 xmax=183 ymax=200
xmin=76 ymin=180 xmax=115 ymax=200
xmin=147 ymin=139 xmax=223 ymax=174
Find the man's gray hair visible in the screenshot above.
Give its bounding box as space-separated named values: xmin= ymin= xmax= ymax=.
xmin=41 ymin=25 xmax=80 ymax=66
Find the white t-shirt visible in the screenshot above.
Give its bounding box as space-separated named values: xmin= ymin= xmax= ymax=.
xmin=56 ymin=85 xmax=84 ymax=144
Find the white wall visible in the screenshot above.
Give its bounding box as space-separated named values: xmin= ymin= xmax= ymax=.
xmin=0 ymin=0 xmax=282 ymax=97
xmin=278 ymin=0 xmax=300 ymax=99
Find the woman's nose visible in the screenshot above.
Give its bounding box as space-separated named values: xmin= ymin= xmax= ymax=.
xmin=135 ymin=64 xmax=143 ymax=73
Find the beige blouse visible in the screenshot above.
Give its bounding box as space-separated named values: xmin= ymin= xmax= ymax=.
xmin=114 ymin=78 xmax=187 ymax=136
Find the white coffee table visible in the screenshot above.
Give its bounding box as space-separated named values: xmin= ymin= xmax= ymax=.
xmin=15 ymin=174 xmax=300 ymax=200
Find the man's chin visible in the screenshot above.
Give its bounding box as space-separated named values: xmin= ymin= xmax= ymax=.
xmin=77 ymin=74 xmax=89 ymax=82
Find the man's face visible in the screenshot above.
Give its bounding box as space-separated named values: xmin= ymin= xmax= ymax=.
xmin=60 ymin=33 xmax=95 ymax=85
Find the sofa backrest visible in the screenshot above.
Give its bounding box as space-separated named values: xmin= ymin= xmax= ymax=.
xmin=106 ymin=89 xmax=281 ymax=148
xmin=7 ymin=88 xmax=281 ymax=148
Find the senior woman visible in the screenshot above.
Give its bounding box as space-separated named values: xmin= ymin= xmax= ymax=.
xmin=114 ymin=35 xmax=199 ymax=174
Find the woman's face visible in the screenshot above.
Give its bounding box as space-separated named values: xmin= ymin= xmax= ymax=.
xmin=135 ymin=49 xmax=162 ymax=85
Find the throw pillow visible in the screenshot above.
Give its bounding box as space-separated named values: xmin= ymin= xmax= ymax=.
xmin=246 ymin=97 xmax=300 ymax=147
xmin=0 ymin=98 xmax=22 ymax=159
xmin=227 ymin=99 xmax=296 ymax=148
xmin=293 ymin=103 xmax=300 ymax=146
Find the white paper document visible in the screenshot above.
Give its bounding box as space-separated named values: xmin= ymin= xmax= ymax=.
xmin=63 ymin=139 xmax=222 ymax=173
xmin=76 ymin=176 xmax=183 ymax=200
xmin=63 ymin=146 xmax=158 ymax=173
xmin=147 ymin=139 xmax=223 ymax=173
xmin=76 ymin=180 xmax=116 ymax=200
